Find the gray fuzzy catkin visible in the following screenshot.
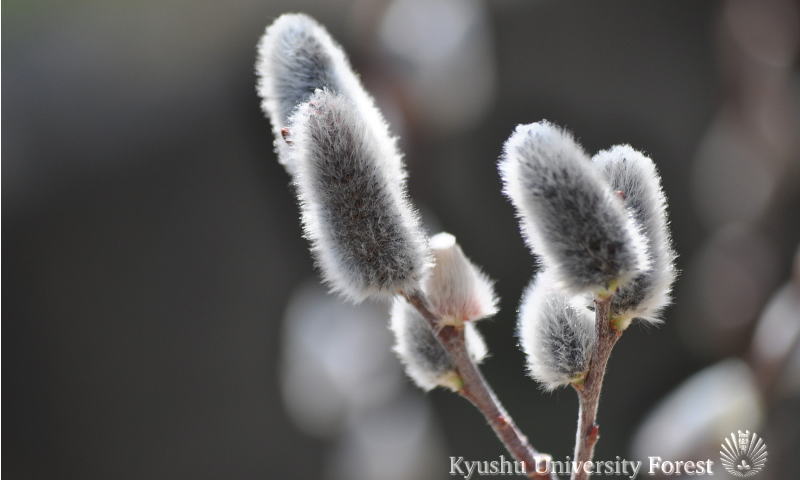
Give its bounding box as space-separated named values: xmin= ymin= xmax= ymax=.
xmin=499 ymin=121 xmax=649 ymax=294
xmin=592 ymin=145 xmax=677 ymax=323
xmin=289 ymin=89 xmax=428 ymax=302
xmin=390 ymin=297 xmax=487 ymax=391
xmin=517 ymin=271 xmax=596 ymax=390
xmin=256 ymin=14 xmax=391 ymax=174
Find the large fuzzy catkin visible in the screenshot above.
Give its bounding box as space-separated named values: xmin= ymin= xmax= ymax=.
xmin=289 ymin=89 xmax=428 ymax=302
xmin=517 ymin=271 xmax=596 ymax=390
xmin=256 ymin=13 xmax=390 ymax=173
xmin=592 ymin=145 xmax=676 ymax=324
xmin=390 ymin=298 xmax=488 ymax=391
xmin=424 ymin=232 xmax=498 ymax=325
xmin=499 ymin=121 xmax=649 ymax=294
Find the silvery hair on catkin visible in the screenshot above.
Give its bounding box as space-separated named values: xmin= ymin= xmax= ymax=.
xmin=288 ymin=89 xmax=428 ymax=302
xmin=391 ymin=298 xmax=487 ymax=391
xmin=517 ymin=271 xmax=596 ymax=390
xmin=499 ymin=121 xmax=649 ymax=294
xmin=256 ymin=13 xmax=395 ymax=174
xmin=424 ymin=232 xmax=498 ymax=325
xmin=592 ymin=145 xmax=677 ymax=323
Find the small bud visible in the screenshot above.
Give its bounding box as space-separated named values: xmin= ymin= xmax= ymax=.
xmin=256 ymin=13 xmax=391 ymax=174
xmin=499 ymin=121 xmax=650 ymax=294
xmin=424 ymin=232 xmax=498 ymax=325
xmin=390 ymin=297 xmax=487 ymax=391
xmin=289 ymin=90 xmax=428 ymax=302
xmin=592 ymin=145 xmax=677 ymax=324
xmin=517 ymin=271 xmax=596 ymax=390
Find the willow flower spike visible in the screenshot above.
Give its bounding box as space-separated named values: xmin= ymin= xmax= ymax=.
xmin=518 ymin=271 xmax=597 ymax=390
xmin=256 ymin=13 xmax=395 ymax=174
xmin=288 ymin=89 xmax=428 ymax=302
xmin=423 ymin=232 xmax=498 ymax=326
xmin=390 ymin=297 xmax=488 ymax=391
xmin=592 ymin=145 xmax=677 ymax=327
xmin=499 ymin=121 xmax=649 ymax=295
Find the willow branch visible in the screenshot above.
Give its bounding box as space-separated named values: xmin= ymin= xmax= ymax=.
xmin=570 ymin=296 xmax=622 ymax=480
xmin=403 ymin=290 xmax=555 ymax=480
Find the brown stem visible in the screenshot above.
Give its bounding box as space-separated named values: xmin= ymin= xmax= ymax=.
xmin=571 ymin=296 xmax=622 ymax=480
xmin=403 ymin=290 xmax=555 ymax=480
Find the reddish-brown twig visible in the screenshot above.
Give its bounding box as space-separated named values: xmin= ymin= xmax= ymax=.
xmin=571 ymin=296 xmax=623 ymax=480
xmin=403 ymin=290 xmax=555 ymax=480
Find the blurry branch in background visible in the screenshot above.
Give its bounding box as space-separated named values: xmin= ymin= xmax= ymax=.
xmin=682 ymin=0 xmax=800 ymax=356
xmin=634 ymin=1 xmax=800 ymax=474
xmin=256 ymin=13 xmax=675 ymax=480
xmin=648 ymin=0 xmax=800 ymax=472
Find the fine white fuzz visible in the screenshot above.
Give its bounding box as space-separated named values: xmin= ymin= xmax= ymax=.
xmin=592 ymin=145 xmax=677 ymax=324
xmin=424 ymin=232 xmax=498 ymax=325
xmin=518 ymin=271 xmax=596 ymax=391
xmin=256 ymin=13 xmax=393 ymax=174
xmin=499 ymin=121 xmax=649 ymax=294
xmin=289 ymin=89 xmax=428 ymax=302
xmin=390 ymin=297 xmax=488 ymax=391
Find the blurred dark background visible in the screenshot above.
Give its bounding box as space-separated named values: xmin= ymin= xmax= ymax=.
xmin=4 ymin=0 xmax=799 ymax=479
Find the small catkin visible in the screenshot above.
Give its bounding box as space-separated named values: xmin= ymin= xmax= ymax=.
xmin=424 ymin=232 xmax=498 ymax=325
xmin=390 ymin=297 xmax=488 ymax=391
xmin=289 ymin=89 xmax=428 ymax=302
xmin=499 ymin=121 xmax=650 ymax=294
xmin=518 ymin=271 xmax=597 ymax=390
xmin=256 ymin=13 xmax=392 ymax=174
xmin=592 ymin=145 xmax=677 ymax=324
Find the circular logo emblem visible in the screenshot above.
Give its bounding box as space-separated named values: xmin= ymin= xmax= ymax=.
xmin=720 ymin=430 xmax=767 ymax=477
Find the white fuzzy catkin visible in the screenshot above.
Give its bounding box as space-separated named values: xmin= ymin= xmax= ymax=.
xmin=499 ymin=121 xmax=649 ymax=294
xmin=256 ymin=13 xmax=393 ymax=174
xmin=390 ymin=297 xmax=488 ymax=391
xmin=592 ymin=145 xmax=677 ymax=324
xmin=518 ymin=271 xmax=597 ymax=390
xmin=289 ymin=89 xmax=428 ymax=302
xmin=424 ymin=232 xmax=498 ymax=325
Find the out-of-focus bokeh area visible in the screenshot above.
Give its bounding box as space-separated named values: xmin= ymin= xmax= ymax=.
xmin=4 ymin=0 xmax=800 ymax=478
